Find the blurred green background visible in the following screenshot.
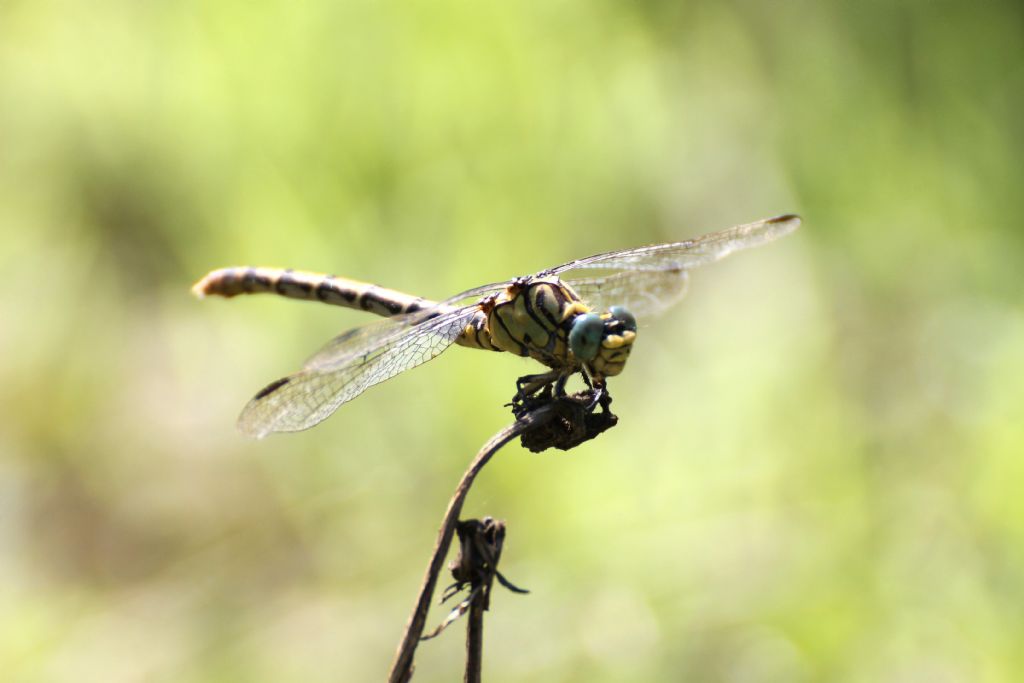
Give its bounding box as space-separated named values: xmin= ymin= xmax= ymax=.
xmin=2 ymin=1 xmax=1022 ymax=681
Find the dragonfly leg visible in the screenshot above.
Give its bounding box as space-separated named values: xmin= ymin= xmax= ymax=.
xmin=577 ymin=369 xmax=609 ymax=413
xmin=586 ymin=380 xmax=608 ymax=412
xmin=514 ymin=370 xmax=560 ymax=399
xmin=510 ymin=370 xmax=562 ymax=416
xmin=579 ymin=371 xmax=594 ymax=390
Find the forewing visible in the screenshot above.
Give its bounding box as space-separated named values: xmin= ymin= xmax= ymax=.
xmin=237 ymin=304 xmax=480 ymax=438
xmin=549 ymin=214 xmax=800 ymax=276
xmin=565 ymin=269 xmax=689 ymax=320
xmin=550 ymin=214 xmax=798 ymax=318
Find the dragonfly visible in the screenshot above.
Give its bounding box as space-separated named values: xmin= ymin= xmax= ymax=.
xmin=193 ymin=214 xmax=800 ymax=438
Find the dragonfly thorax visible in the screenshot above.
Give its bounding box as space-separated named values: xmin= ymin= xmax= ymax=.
xmin=458 ymin=275 xmax=639 ymax=380
xmin=461 ymin=277 xmax=584 ymax=365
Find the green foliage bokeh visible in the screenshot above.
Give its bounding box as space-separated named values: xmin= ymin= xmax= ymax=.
xmin=1 ymin=1 xmax=1022 ymax=681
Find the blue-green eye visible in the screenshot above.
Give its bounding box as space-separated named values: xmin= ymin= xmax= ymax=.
xmin=610 ymin=306 xmax=637 ymax=332
xmin=569 ymin=313 xmax=603 ymax=361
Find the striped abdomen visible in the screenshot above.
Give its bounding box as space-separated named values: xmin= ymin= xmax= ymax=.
xmin=192 ymin=267 xmax=433 ymax=318
xmin=192 ymin=268 xmax=588 ymax=368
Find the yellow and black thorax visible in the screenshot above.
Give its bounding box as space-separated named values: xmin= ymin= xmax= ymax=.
xmin=456 ymin=277 xmax=587 ymax=367
xmin=456 ymin=276 xmax=637 ymax=379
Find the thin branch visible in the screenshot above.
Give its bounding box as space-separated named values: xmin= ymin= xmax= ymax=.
xmin=465 ymin=595 xmax=485 ymax=683
xmin=423 ymin=518 xmax=525 ymax=642
xmin=387 ymin=391 xmax=617 ymax=682
xmin=387 ymin=403 xmax=559 ymax=683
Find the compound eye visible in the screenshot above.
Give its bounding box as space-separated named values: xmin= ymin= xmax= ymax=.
xmin=609 ymin=305 xmax=637 ymax=332
xmin=569 ymin=313 xmax=604 ymax=361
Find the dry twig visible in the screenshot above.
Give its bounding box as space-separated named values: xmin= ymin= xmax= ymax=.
xmin=387 ymin=391 xmax=616 ymax=682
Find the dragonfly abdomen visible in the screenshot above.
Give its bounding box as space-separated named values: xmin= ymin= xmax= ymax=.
xmin=192 ymin=267 xmax=431 ymax=318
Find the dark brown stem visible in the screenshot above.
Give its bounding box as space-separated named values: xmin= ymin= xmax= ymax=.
xmin=465 ymin=596 xmax=485 ymax=683
xmin=387 ymin=404 xmax=559 ymax=683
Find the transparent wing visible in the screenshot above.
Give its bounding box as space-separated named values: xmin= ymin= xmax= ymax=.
xmin=565 ymin=269 xmax=689 ymax=320
xmin=237 ymin=281 xmax=511 ymax=438
xmin=238 ymin=304 xmax=481 ymax=438
xmin=551 ymin=214 xmax=799 ymax=318
xmin=298 ymin=280 xmax=509 ymax=370
xmin=550 ymin=214 xmax=800 ymax=275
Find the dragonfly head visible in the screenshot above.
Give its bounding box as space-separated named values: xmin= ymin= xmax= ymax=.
xmin=568 ymin=305 xmax=637 ymax=379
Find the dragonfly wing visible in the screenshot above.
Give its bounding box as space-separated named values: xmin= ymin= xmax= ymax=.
xmin=301 ymin=280 xmax=510 ymax=371
xmin=564 ymin=269 xmax=690 ymax=320
xmin=238 ymin=304 xmax=480 ymax=438
xmin=549 ymin=214 xmax=798 ymax=318
xmin=548 ymin=214 xmax=800 ymax=276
